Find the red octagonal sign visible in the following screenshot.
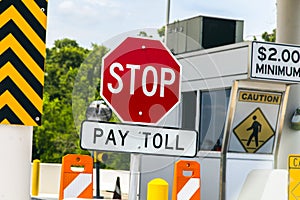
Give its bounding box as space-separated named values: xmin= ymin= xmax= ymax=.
xmin=101 ymin=37 xmax=181 ymax=124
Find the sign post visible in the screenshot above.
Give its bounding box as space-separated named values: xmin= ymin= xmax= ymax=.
xmin=80 ymin=120 xmax=197 ymax=200
xmin=129 ymin=153 xmax=141 ymax=200
xmin=0 ymin=1 xmax=48 ymax=199
xmin=96 ymin=37 xmax=183 ymax=199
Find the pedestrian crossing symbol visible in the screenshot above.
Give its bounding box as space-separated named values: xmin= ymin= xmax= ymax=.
xmin=233 ymin=107 xmax=275 ymax=153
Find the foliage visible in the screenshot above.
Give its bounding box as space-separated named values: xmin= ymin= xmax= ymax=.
xmin=33 ymin=38 xmax=128 ymax=168
xmin=33 ymin=39 xmax=90 ymax=163
xmin=72 ymin=44 xmax=108 ymax=130
xmin=157 ymin=26 xmax=165 ymax=38
xmin=104 ymin=153 xmax=130 ymax=170
xmin=137 ymin=31 xmax=153 ymax=38
xmin=261 ymin=29 xmax=276 ymax=42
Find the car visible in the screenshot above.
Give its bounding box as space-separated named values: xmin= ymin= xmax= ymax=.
xmin=291 ymin=107 xmax=300 ymax=130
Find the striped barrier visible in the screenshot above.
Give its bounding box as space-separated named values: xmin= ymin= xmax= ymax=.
xmin=59 ymin=154 xmax=93 ymax=200
xmin=172 ymin=160 xmax=200 ymax=200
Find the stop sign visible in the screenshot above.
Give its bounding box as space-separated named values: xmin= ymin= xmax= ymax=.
xmin=101 ymin=37 xmax=181 ymax=124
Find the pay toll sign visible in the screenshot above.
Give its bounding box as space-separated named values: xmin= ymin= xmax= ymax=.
xmin=80 ymin=120 xmax=198 ymax=157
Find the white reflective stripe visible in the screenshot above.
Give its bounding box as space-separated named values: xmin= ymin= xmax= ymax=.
xmin=64 ymin=173 xmax=92 ymax=198
xmin=177 ymin=178 xmax=200 ymax=200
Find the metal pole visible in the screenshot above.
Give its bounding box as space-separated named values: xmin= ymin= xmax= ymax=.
xmin=128 ymin=154 xmax=141 ymax=200
xmin=166 ymin=0 xmax=170 ymax=25
xmin=86 ymin=101 xmax=112 ymax=199
xmin=165 ymin=0 xmax=171 ymax=43
xmin=93 ymin=151 xmax=103 ymax=199
xmin=95 ymin=161 xmax=103 ymax=198
xmin=128 ymin=2 xmax=171 ymax=199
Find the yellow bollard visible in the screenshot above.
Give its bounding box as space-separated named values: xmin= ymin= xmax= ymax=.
xmin=147 ymin=178 xmax=168 ymax=200
xmin=31 ymin=159 xmax=40 ymax=196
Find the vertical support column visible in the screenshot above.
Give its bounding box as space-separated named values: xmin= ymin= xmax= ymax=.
xmin=128 ymin=154 xmax=141 ymax=200
xmin=276 ymin=0 xmax=300 ymax=169
xmin=0 ymin=1 xmax=47 ymax=199
xmin=0 ymin=125 xmax=33 ymax=200
xmin=277 ymin=0 xmax=300 ymax=44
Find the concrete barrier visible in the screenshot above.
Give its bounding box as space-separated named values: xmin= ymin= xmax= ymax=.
xmin=238 ymin=169 xmax=288 ymax=200
xmin=31 ymin=163 xmax=129 ymax=199
xmin=39 ymin=163 xmax=62 ymax=195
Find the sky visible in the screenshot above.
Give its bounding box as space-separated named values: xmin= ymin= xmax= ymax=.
xmin=46 ymin=0 xmax=277 ymax=49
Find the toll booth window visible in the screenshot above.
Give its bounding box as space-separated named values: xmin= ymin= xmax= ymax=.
xmin=181 ymin=91 xmax=197 ymax=130
xmin=199 ymin=89 xmax=231 ymax=151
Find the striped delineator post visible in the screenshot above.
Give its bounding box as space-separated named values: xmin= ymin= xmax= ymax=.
xmin=172 ymin=160 xmax=200 ymax=200
xmin=59 ymin=154 xmax=93 ymax=200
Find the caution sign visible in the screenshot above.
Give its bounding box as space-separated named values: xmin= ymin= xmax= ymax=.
xmin=233 ymin=108 xmax=275 ymax=153
xmin=289 ymin=154 xmax=300 ymax=200
xmin=0 ymin=0 xmax=48 ymax=126
xmin=239 ymin=91 xmax=281 ymax=105
xmin=229 ymin=89 xmax=282 ymax=154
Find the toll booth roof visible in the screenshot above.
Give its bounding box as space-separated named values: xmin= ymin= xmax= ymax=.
xmin=177 ymin=41 xmax=250 ymax=91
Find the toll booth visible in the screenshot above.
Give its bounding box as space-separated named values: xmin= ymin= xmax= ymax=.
xmin=139 ymin=38 xmax=293 ymax=199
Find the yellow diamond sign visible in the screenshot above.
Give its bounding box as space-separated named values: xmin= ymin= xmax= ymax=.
xmin=289 ymin=154 xmax=300 ymax=200
xmin=233 ymin=107 xmax=275 ymax=153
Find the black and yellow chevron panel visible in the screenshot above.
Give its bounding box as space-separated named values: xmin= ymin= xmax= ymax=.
xmin=0 ymin=0 xmax=48 ymax=126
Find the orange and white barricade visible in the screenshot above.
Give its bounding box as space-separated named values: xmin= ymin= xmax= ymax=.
xmin=172 ymin=160 xmax=200 ymax=200
xmin=59 ymin=154 xmax=93 ymax=200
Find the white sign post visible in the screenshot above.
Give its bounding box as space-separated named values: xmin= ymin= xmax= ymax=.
xmin=99 ymin=37 xmax=184 ymax=200
xmin=81 ymin=120 xmax=198 ymax=200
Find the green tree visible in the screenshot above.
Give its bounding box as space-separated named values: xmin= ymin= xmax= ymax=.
xmin=262 ymin=29 xmax=276 ymax=42
xmin=33 ymin=39 xmax=90 ymax=163
xmin=71 ymin=43 xmax=128 ymax=170
xmin=45 ymin=39 xmax=89 ymax=101
xmin=33 ymin=39 xmax=129 ymax=169
xmin=137 ymin=31 xmax=153 ymax=38
xmin=72 ymin=43 xmax=120 ymax=130
xmin=157 ymin=25 xmax=165 ymax=38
